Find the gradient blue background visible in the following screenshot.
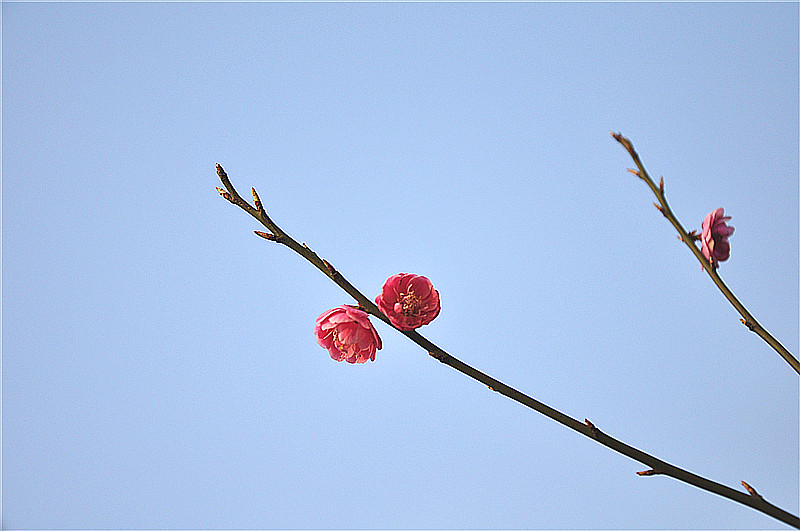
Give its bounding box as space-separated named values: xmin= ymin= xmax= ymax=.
xmin=3 ymin=3 xmax=798 ymax=529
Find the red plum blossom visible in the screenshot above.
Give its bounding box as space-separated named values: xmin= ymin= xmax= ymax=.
xmin=315 ymin=305 xmax=382 ymax=363
xmin=375 ymin=273 xmax=441 ymax=330
xmin=701 ymin=207 xmax=734 ymax=268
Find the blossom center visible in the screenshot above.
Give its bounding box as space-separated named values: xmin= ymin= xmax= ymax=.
xmin=331 ymin=330 xmax=348 ymax=353
xmin=399 ymin=288 xmax=420 ymax=316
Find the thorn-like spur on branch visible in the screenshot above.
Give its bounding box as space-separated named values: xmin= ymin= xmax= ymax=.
xmin=217 ymin=164 xmax=800 ymax=528
xmin=611 ymin=134 xmax=800 ymax=376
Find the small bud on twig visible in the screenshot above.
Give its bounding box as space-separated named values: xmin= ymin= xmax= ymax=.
xmin=254 ymin=230 xmax=279 ymax=241
xmin=216 ymin=187 xmax=233 ymax=203
xmin=659 ymin=176 xmax=664 ymax=193
xmin=637 ymin=469 xmax=660 ymax=476
xmin=742 ymin=481 xmax=763 ymax=499
xmin=428 ymin=350 xmax=447 ymax=362
xmin=585 ymin=419 xmax=601 ymax=437
xmin=740 ymin=319 xmax=757 ymax=332
xmin=252 ymin=187 xmax=264 ymax=213
xmin=322 ymin=259 xmax=337 ymax=277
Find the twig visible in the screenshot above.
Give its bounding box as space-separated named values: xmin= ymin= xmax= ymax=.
xmin=216 ymin=164 xmax=800 ymax=528
xmin=611 ymin=133 xmax=800 ymax=376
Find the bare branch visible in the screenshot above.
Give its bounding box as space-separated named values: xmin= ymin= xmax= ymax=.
xmin=216 ymin=164 xmax=800 ymax=528
xmin=611 ymin=134 xmax=799 ymax=375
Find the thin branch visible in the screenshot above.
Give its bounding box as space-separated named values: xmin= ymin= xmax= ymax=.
xmin=611 ymin=133 xmax=800 ymax=376
xmin=216 ymin=164 xmax=800 ymax=529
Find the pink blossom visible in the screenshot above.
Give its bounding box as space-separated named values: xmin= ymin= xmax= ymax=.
xmin=701 ymin=207 xmax=735 ymax=268
xmin=375 ymin=273 xmax=441 ymax=330
xmin=315 ymin=306 xmax=382 ymax=364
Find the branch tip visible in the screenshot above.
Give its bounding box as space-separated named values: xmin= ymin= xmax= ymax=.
xmin=612 ymin=132 xmax=634 ymax=154
xmin=637 ymin=469 xmax=660 ymax=476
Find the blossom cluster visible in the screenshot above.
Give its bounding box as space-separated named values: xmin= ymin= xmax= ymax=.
xmin=314 ymin=273 xmax=440 ymax=364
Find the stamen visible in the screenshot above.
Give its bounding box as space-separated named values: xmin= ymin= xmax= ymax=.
xmin=399 ymin=287 xmax=420 ymax=316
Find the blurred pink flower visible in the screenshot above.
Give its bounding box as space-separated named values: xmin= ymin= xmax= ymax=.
xmin=375 ymin=273 xmax=441 ymax=330
xmin=701 ymin=207 xmax=735 ymax=268
xmin=315 ymin=306 xmax=381 ymax=364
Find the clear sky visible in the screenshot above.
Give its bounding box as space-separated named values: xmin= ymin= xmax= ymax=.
xmin=3 ymin=2 xmax=798 ymax=529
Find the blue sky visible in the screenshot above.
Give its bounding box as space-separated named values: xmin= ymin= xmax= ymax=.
xmin=3 ymin=2 xmax=798 ymax=529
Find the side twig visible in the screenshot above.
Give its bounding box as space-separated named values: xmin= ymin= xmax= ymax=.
xmin=216 ymin=164 xmax=800 ymax=528
xmin=611 ymin=133 xmax=800 ymax=376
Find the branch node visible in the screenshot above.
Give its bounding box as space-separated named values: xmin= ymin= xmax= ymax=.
xmin=742 ymin=481 xmax=763 ymax=499
xmin=653 ymin=202 xmax=665 ymax=215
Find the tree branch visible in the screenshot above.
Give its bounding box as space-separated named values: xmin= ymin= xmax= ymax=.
xmin=611 ymin=133 xmax=800 ymax=376
xmin=216 ymin=163 xmax=800 ymax=528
